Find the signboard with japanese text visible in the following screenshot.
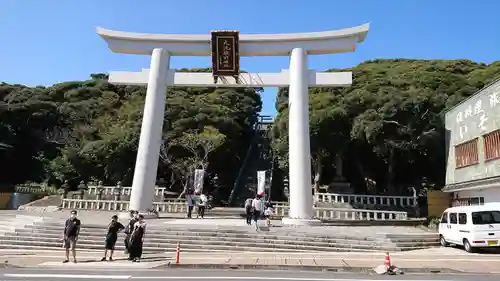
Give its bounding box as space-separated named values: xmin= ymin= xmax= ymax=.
xmin=211 ymin=30 xmax=240 ymax=77
xmin=447 ymin=81 xmax=500 ymax=145
xmin=444 ymin=79 xmax=500 ymax=186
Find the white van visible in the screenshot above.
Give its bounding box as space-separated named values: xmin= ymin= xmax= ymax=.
xmin=439 ymin=205 xmax=500 ymax=253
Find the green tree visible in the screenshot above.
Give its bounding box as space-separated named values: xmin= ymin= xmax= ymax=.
xmin=272 ymin=59 xmax=500 ymax=195
xmin=0 ymin=70 xmax=261 ymax=197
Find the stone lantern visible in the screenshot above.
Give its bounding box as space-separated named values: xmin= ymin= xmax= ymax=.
xmin=96 ymin=181 xmax=104 ymax=200
xmin=114 ymin=181 xmax=122 ymax=201
xmin=77 ymin=180 xmax=87 ymax=199
xmin=58 ymin=180 xmax=70 ymax=200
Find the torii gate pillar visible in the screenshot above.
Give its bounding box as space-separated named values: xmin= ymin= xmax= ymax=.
xmin=97 ymin=24 xmax=369 ymax=225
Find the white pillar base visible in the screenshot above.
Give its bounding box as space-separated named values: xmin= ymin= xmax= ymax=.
xmin=282 ymin=217 xmax=322 ymax=226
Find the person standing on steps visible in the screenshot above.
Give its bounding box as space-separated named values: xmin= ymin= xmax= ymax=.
xmin=186 ymin=192 xmax=194 ymax=218
xmin=124 ymin=210 xmax=139 ymax=255
xmin=62 ymin=210 xmax=81 ymax=263
xmin=101 ymin=215 xmax=124 ymax=261
xmin=264 ymin=201 xmax=274 ymax=227
xmin=128 ymin=214 xmax=146 ymax=262
xmin=197 ymin=192 xmax=207 ymax=219
xmin=244 ymin=197 xmax=253 ymax=225
xmin=251 ymin=194 xmax=264 ymax=231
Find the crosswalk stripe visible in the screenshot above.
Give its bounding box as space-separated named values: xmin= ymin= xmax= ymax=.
xmin=3 ymin=273 xmax=132 ymax=279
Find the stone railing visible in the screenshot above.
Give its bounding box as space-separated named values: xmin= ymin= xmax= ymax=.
xmin=62 ymin=199 xmax=130 ymax=211
xmin=62 ymin=199 xmax=407 ymax=220
xmin=272 ymin=204 xmax=407 ymax=220
xmin=62 ymin=199 xmax=188 ymax=213
xmin=86 ymin=187 xmax=415 ymax=208
xmin=87 ymin=185 xmax=177 ymax=197
xmin=314 ymin=193 xmax=416 ymax=207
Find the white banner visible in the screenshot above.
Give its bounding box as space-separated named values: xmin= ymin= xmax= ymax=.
xmin=194 ymin=169 xmax=205 ymax=194
xmin=257 ymin=170 xmax=266 ymax=195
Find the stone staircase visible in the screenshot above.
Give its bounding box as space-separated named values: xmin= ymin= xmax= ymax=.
xmin=0 ymin=216 xmax=440 ymax=253
xmin=0 ymin=211 xmax=46 ymax=235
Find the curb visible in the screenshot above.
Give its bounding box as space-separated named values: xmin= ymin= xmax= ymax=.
xmin=156 ymin=263 xmax=463 ymax=274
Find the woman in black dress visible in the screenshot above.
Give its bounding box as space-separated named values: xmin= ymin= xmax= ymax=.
xmin=124 ymin=210 xmax=139 ymax=255
xmin=128 ymin=214 xmax=146 ymax=262
xmin=101 ymin=215 xmax=124 ymax=261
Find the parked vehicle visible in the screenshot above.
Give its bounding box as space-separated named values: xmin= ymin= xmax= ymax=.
xmin=439 ymin=205 xmax=500 ymax=253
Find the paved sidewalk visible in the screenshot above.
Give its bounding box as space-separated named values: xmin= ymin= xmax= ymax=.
xmin=1 ymin=247 xmax=499 ymax=273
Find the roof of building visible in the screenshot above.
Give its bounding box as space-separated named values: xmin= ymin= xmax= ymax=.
xmin=444 ymin=77 xmax=500 ymax=116
xmin=442 ymin=176 xmax=500 ymax=193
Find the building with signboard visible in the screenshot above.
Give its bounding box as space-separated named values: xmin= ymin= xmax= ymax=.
xmin=443 ymin=78 xmax=500 ymax=206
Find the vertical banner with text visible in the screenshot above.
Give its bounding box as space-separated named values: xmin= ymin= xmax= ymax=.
xmin=257 ymin=170 xmax=266 ymax=195
xmin=194 ymin=169 xmax=205 ymax=194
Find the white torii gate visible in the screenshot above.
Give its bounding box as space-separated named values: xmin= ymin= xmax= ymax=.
xmin=97 ymin=24 xmax=369 ymax=225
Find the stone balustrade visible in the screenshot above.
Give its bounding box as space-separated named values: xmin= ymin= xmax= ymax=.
xmin=62 ymin=199 xmax=130 ymax=211
xmin=87 ymin=185 xmax=169 ymax=197
xmin=271 ymin=204 xmax=407 ymax=220
xmin=317 ymin=208 xmax=407 ymax=220
xmin=86 ymin=187 xmax=415 ymax=208
xmin=62 ymin=199 xmax=407 ymax=221
xmin=62 ymin=199 xmax=187 ymax=212
xmin=314 ymin=192 xmax=416 ymax=207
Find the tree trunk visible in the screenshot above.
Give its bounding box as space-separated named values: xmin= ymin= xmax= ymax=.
xmin=387 ymin=146 xmax=395 ymax=195
xmin=335 ymin=153 xmax=344 ymax=180
xmin=312 ymin=154 xmax=322 ymax=196
xmin=177 ymin=168 xmax=193 ymax=199
xmin=355 ymin=158 xmax=368 ymax=194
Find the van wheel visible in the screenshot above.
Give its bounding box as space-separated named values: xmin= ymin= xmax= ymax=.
xmin=440 ymin=235 xmax=449 ymax=247
xmin=463 ymin=239 xmax=475 ymax=253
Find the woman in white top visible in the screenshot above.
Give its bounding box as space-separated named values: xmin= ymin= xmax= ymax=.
xmin=197 ymin=193 xmax=207 ymax=218
xmin=251 ymin=194 xmax=264 ymax=231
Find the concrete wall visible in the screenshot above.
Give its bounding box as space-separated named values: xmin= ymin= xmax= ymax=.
xmin=445 ymin=79 xmax=500 ymax=185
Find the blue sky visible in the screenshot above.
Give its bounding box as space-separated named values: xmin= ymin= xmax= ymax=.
xmin=1 ymin=0 xmax=499 ymax=116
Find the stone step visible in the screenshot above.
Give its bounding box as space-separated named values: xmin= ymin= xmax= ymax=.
xmin=30 ymin=222 xmax=380 ymax=238
xmin=24 ymin=224 xmax=439 ymax=244
xmin=12 ymin=228 xmax=438 ymax=248
xmin=10 ymin=229 xmax=383 ymax=245
xmin=5 ymin=232 xmax=399 ymax=251
xmin=0 ymin=238 xmax=374 ymax=252
xmin=0 ymin=235 xmax=385 ymax=252
xmin=20 ymin=226 xmax=385 ymax=244
xmin=8 ymin=232 xmax=437 ymax=251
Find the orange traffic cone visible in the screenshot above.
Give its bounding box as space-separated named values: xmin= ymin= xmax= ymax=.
xmin=175 ymin=243 xmax=180 ymax=264
xmin=384 ymin=252 xmax=392 ymax=267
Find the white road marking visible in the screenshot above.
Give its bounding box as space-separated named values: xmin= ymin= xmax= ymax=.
xmin=3 ymin=255 xmax=500 ymax=262
xmin=131 ymin=277 xmax=453 ymax=281
xmin=3 ymin=273 xmax=132 ymax=279
xmin=0 ymin=254 xmax=500 ymax=262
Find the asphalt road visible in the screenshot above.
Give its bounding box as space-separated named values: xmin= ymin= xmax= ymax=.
xmin=0 ymin=269 xmax=499 ymax=281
